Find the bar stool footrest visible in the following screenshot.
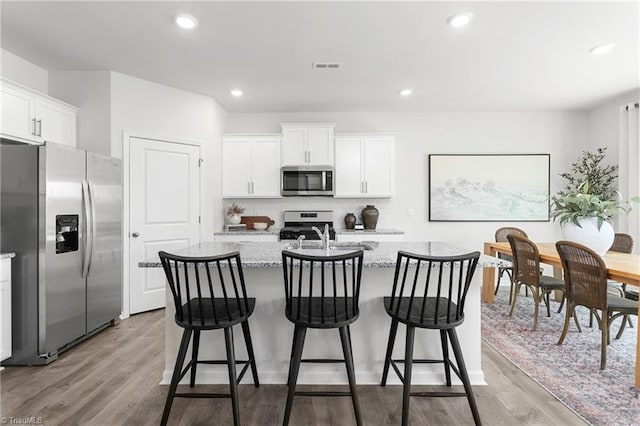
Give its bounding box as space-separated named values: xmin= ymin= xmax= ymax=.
xmin=294 ymin=390 xmax=353 ymax=397
xmin=174 ymin=392 xmax=231 ymax=399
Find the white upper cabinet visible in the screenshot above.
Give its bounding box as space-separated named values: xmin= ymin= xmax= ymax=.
xmin=0 ymin=78 xmax=77 ymax=146
xmin=335 ymin=134 xmax=395 ymax=198
xmin=222 ymin=135 xmax=281 ymax=198
xmin=281 ymin=123 xmax=335 ymax=166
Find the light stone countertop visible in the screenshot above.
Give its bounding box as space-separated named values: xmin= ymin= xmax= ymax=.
xmin=139 ymin=241 xmax=507 ymax=269
xmin=0 ymin=253 xmax=16 ymax=260
xmin=214 ymin=229 xmax=280 ymax=236
xmin=335 ymin=228 xmax=404 ymax=235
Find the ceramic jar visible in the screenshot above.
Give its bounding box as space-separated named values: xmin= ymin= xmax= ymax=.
xmin=228 ymin=214 xmax=241 ymax=225
xmin=561 ymin=217 xmax=614 ymax=256
xmin=344 ymin=213 xmax=356 ymax=229
xmin=361 ymin=205 xmax=379 ymax=230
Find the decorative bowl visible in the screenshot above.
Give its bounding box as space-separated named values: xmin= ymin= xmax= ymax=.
xmin=253 ymin=222 xmax=268 ymax=231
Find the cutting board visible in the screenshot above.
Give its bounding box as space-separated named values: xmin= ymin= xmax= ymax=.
xmin=240 ymin=216 xmax=275 ymax=230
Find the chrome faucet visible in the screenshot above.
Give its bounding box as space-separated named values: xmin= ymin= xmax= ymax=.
xmin=296 ymin=234 xmax=306 ymax=250
xmin=311 ymin=224 xmax=331 ymax=250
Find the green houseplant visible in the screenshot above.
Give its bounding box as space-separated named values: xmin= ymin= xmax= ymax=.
xmin=551 ymin=148 xmax=638 ymax=255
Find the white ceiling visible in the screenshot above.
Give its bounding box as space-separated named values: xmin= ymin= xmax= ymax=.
xmin=1 ymin=1 xmax=638 ymax=112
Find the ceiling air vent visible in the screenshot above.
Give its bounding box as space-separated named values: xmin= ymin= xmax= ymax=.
xmin=312 ymin=62 xmax=343 ymax=70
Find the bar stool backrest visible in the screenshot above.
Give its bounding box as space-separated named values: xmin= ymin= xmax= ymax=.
xmin=555 ymin=241 xmax=608 ymax=311
xmin=281 ymin=249 xmax=364 ymax=326
xmin=159 ymin=250 xmax=250 ymax=327
xmin=387 ymin=251 xmax=480 ymax=325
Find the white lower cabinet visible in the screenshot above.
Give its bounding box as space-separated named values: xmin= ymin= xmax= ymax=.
xmin=335 ymin=134 xmax=395 ymax=198
xmin=0 ymin=78 xmax=77 ymax=146
xmin=222 ymin=135 xmax=281 ymax=198
xmin=0 ymin=257 xmax=12 ymax=363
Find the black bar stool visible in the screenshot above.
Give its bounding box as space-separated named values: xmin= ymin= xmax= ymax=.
xmin=380 ymin=250 xmax=482 ymax=426
xmin=281 ymin=249 xmax=364 ymax=426
xmin=159 ymin=250 xmax=259 ymax=426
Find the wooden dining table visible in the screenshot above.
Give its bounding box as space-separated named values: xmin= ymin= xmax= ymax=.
xmin=483 ymin=241 xmax=640 ymax=387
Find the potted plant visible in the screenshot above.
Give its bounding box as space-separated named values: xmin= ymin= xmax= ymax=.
xmin=226 ymin=202 xmax=245 ymax=225
xmin=551 ymin=148 xmax=639 ymax=255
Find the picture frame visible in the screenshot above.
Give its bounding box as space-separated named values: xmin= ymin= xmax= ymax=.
xmin=428 ymin=154 xmax=550 ymax=222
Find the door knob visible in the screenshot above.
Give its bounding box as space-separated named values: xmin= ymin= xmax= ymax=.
xmin=131 ymin=232 xmax=140 ymax=238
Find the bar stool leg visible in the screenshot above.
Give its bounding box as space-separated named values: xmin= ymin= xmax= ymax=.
xmin=402 ymin=326 xmax=415 ymax=426
xmin=287 ymin=325 xmax=303 ymax=387
xmin=339 ymin=326 xmax=362 ymax=426
xmin=381 ymin=318 xmax=398 ymax=386
xmin=283 ymin=326 xmax=307 ymax=426
xmin=241 ymin=320 xmax=260 ymax=387
xmin=190 ymin=329 xmax=200 ymax=388
xmin=224 ymin=327 xmax=240 ymax=426
xmin=448 ymin=328 xmax=482 ymax=426
xmin=161 ymin=328 xmax=192 ymax=426
xmin=439 ymin=329 xmax=452 ymax=386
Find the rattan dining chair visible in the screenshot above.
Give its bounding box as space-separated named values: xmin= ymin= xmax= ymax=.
xmin=380 ymin=250 xmax=482 ymax=426
xmin=159 ymin=250 xmax=260 ymax=426
xmin=281 ymin=249 xmax=364 ymax=426
xmin=507 ymin=235 xmax=567 ymax=330
xmin=555 ymin=241 xmax=638 ymax=369
xmin=494 ymin=227 xmax=529 ymax=304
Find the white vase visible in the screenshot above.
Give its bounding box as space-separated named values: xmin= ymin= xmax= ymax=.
xmin=561 ymin=217 xmax=614 ymax=256
xmin=228 ymin=214 xmax=241 ymax=225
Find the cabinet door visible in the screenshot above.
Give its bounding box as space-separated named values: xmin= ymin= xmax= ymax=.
xmin=282 ymin=127 xmax=307 ymax=165
xmin=334 ymin=137 xmax=364 ymax=197
xmin=222 ymin=138 xmax=252 ymax=197
xmin=251 ymin=137 xmax=281 ymax=197
xmin=307 ymin=127 xmax=334 ymax=165
xmin=35 ymin=97 xmax=77 ymax=146
xmin=1 ymin=84 xmax=36 ymax=142
xmin=0 ymin=259 xmax=11 ymax=362
xmin=364 ymin=137 xmax=394 ymax=197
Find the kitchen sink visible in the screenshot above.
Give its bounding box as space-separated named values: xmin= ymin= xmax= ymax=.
xmin=284 ymin=241 xmax=378 ymax=251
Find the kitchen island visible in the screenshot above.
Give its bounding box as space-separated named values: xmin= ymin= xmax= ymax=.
xmin=140 ymin=241 xmax=503 ymax=386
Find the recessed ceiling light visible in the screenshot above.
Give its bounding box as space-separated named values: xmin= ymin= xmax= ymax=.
xmin=175 ymin=14 xmax=198 ymax=30
xmin=230 ymin=90 xmax=243 ymax=97
xmin=589 ymin=43 xmax=616 ymax=55
xmin=399 ymin=89 xmax=413 ymax=97
xmin=447 ymin=12 xmax=473 ymax=28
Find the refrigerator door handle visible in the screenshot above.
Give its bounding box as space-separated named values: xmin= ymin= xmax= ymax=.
xmin=81 ymin=180 xmax=94 ymax=278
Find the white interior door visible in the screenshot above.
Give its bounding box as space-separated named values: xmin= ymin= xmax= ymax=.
xmin=129 ymin=137 xmax=200 ymax=314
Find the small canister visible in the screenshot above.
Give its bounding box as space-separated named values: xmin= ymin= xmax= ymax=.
xmin=344 ymin=213 xmax=356 ymax=230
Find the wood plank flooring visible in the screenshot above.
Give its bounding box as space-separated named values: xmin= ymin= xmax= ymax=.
xmin=0 ymin=309 xmax=586 ymax=425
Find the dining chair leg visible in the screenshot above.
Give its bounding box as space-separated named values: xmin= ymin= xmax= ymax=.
xmin=448 ymin=328 xmax=482 ymax=426
xmin=615 ymin=315 xmax=628 ymax=340
xmin=401 ymin=326 xmax=415 ymax=426
xmin=557 ymin=303 xmax=573 ymax=345
xmin=241 ymin=320 xmax=260 ymax=387
xmin=283 ymin=326 xmax=306 ymax=426
xmin=339 ymin=326 xmax=362 ymax=426
xmin=161 ymin=328 xmax=192 ymax=426
xmin=600 ymin=315 xmax=608 ymax=370
xmin=224 ymin=327 xmax=240 ymax=426
xmin=508 ymin=283 xmax=521 ymax=317
xmin=440 ymin=329 xmax=452 ymax=387
xmin=557 ymin=292 xmax=565 ymax=313
xmin=190 ymin=329 xmax=200 ymax=388
xmin=381 ymin=318 xmax=399 ymax=386
xmin=532 ymin=290 xmax=540 ymax=331
xmin=544 ymin=292 xmax=551 ymax=317
xmin=494 ymin=268 xmax=504 ymax=296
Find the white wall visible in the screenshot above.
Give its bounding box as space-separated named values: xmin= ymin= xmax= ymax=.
xmin=0 ymin=48 xmax=48 ymax=93
xmin=48 ymin=71 xmax=111 ymax=155
xmin=224 ymin=111 xmax=588 ymax=251
xmin=586 ymin=88 xmax=640 ymax=160
xmin=110 ymin=71 xmax=228 ymax=238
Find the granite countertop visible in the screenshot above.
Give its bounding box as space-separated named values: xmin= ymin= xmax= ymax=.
xmin=0 ymin=253 xmax=16 ymax=260
xmin=214 ymin=229 xmax=280 ymax=236
xmin=335 ymin=228 xmax=404 ymax=235
xmin=140 ymin=241 xmax=507 ymax=269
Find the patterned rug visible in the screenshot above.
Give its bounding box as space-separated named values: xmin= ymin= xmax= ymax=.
xmin=482 ymin=290 xmax=640 ymax=426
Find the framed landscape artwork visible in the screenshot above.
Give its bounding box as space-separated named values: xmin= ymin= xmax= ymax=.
xmin=428 ymin=154 xmax=550 ymax=222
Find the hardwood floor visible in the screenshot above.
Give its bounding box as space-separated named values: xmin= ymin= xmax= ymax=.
xmin=0 ymin=309 xmax=585 ymax=425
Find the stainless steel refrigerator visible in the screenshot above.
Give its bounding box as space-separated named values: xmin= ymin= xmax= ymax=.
xmin=0 ymin=142 xmax=122 ymax=365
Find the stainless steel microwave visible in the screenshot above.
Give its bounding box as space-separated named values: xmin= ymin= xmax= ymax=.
xmin=281 ymin=166 xmax=334 ymax=196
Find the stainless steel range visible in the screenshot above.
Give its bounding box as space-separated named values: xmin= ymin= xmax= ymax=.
xmin=279 ymin=210 xmax=336 ymax=240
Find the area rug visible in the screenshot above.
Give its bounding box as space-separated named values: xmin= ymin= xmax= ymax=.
xmin=482 ymin=291 xmax=640 ymax=426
